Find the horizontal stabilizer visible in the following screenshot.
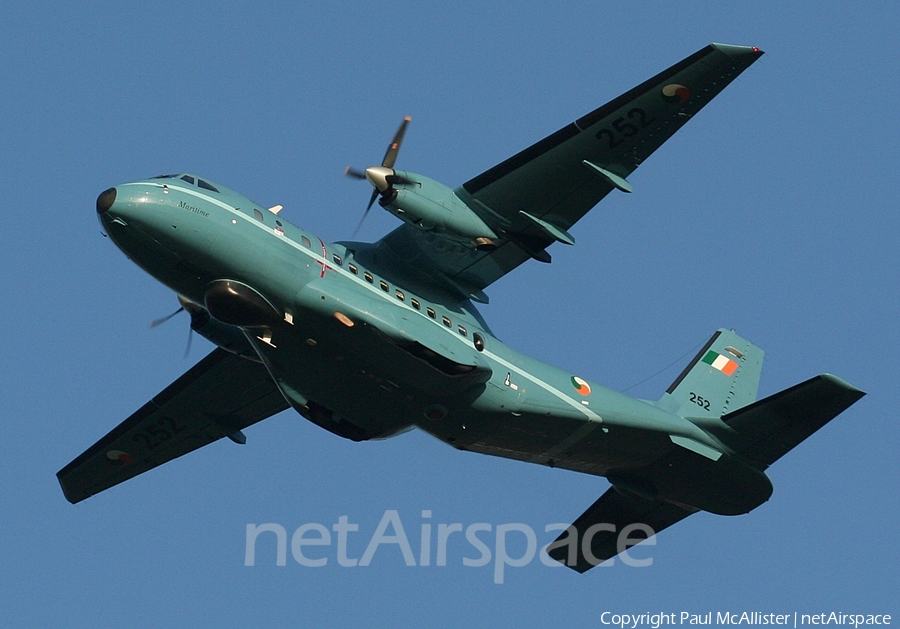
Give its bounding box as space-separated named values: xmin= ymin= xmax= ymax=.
xmin=547 ymin=485 xmax=696 ymax=573
xmin=722 ymin=374 xmax=865 ymax=468
xmin=57 ymin=348 xmax=288 ymax=504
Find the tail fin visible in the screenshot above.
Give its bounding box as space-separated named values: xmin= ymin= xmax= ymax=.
xmin=658 ymin=328 xmax=764 ymax=417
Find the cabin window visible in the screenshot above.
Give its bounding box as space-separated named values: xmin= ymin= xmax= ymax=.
xmin=197 ymin=179 xmax=219 ymax=193
xmin=458 ymin=325 xmax=467 ymax=337
xmin=253 ymin=209 xmax=264 ymax=222
xmin=180 ymin=175 xmax=195 ymax=184
xmin=426 ymin=307 xmax=436 ymax=319
xmin=364 ymin=272 xmax=374 ymax=284
xmin=332 ymin=254 xmax=342 ymax=266
xmin=348 ymin=264 xmax=358 ymax=275
xmin=395 ymin=290 xmax=405 ymax=301
xmin=473 ymin=333 xmax=485 ymax=352
xmin=301 ymin=236 xmax=311 ymax=249
xmin=379 ymin=281 xmax=389 ymax=292
xmin=410 ymin=299 xmax=421 ymax=310
xmin=442 ymin=316 xmax=452 ymax=328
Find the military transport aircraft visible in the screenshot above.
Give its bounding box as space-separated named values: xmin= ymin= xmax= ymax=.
xmin=58 ymin=43 xmax=864 ymax=572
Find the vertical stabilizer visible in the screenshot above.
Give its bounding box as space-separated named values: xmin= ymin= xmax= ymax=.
xmin=658 ymin=329 xmax=763 ymax=417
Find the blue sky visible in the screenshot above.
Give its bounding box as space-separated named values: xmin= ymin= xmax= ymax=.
xmin=2 ymin=1 xmax=898 ymax=626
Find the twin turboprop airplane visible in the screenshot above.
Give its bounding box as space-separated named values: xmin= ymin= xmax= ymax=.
xmin=59 ymin=43 xmax=864 ymax=572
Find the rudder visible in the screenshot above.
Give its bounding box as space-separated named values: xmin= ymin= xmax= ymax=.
xmin=658 ymin=328 xmax=763 ymax=417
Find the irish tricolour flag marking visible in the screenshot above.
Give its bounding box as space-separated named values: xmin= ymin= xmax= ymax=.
xmin=702 ymin=350 xmax=739 ymax=376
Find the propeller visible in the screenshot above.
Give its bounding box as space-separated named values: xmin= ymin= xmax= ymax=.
xmin=149 ymin=306 xmax=184 ymax=329
xmin=149 ymin=296 xmax=206 ymax=358
xmin=345 ymin=115 xmax=411 ymax=237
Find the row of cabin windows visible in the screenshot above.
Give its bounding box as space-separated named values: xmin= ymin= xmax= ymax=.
xmin=244 ymin=222 xmax=485 ymax=351
xmin=354 ymin=269 xmax=481 ymax=347
xmin=344 ymin=258 xmax=483 ymax=349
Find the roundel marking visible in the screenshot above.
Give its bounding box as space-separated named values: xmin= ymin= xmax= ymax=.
xmin=571 ymin=376 xmax=591 ymax=396
xmin=106 ymin=450 xmax=134 ymax=466
xmin=662 ymin=83 xmax=691 ymax=103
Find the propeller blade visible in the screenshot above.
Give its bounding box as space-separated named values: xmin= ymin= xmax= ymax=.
xmin=381 ymin=115 xmax=411 ymax=169
xmin=366 ymin=187 xmax=380 ymax=212
xmin=184 ymin=326 xmax=194 ymax=359
xmin=351 ymin=189 xmax=380 ymax=238
xmin=149 ymin=307 xmax=184 ymax=329
xmin=344 ymin=166 xmax=367 ymax=180
xmin=150 ymin=296 xmax=204 ymax=359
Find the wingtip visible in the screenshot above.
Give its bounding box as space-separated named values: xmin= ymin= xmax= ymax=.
xmin=57 ymin=473 xmax=85 ymax=505
xmin=819 ymin=373 xmax=866 ymax=398
xmin=710 ymin=42 xmax=765 ymax=57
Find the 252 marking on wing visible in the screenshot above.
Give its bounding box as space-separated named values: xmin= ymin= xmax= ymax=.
xmin=595 ymin=108 xmax=656 ymax=149
xmin=132 ymin=416 xmax=186 ymax=451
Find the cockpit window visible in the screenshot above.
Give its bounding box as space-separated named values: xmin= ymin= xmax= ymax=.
xmin=150 ymin=173 xmax=218 ymax=192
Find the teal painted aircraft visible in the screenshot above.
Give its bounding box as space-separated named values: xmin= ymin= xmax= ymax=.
xmin=58 ymin=43 xmax=864 ymax=572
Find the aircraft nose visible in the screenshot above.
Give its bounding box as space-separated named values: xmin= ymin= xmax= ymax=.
xmin=96 ymin=187 xmax=117 ymax=214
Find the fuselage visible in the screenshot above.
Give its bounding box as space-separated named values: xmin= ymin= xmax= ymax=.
xmin=67 ymin=47 xmax=866 ymax=560
xmin=96 ymin=174 xmax=766 ymax=513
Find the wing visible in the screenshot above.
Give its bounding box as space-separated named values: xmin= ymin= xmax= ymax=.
xmin=376 ymin=43 xmax=763 ymax=296
xmin=547 ymin=485 xmax=697 ymax=573
xmin=57 ymin=348 xmax=289 ymax=504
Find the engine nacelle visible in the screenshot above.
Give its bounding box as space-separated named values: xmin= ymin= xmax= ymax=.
xmin=180 ymin=298 xmax=259 ymax=360
xmin=380 ymin=170 xmax=497 ymax=245
xmin=204 ymin=279 xmax=281 ymax=328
